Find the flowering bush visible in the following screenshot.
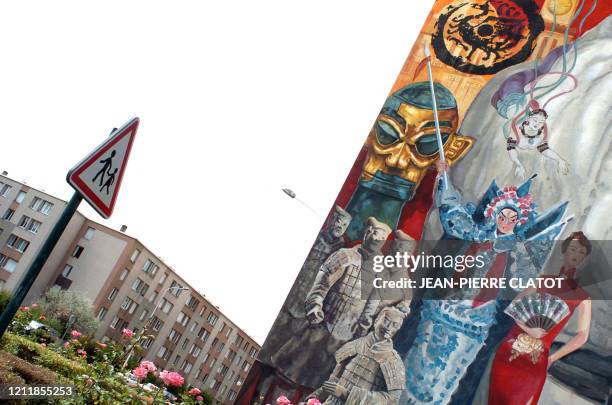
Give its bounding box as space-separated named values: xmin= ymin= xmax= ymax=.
xmin=159 ymin=369 xmax=185 ymax=387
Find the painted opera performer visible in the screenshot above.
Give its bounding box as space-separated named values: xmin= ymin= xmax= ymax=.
xmin=402 ymin=162 xmax=570 ymax=404
xmin=489 ymin=231 xmax=592 ymax=405
xmin=344 ymin=82 xmax=473 ymax=240
xmin=305 ymin=307 xmax=407 ymax=405
xmin=272 ymin=217 xmax=392 ymax=389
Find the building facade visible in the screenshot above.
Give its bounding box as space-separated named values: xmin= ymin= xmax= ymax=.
xmin=0 ymin=173 xmax=259 ymax=404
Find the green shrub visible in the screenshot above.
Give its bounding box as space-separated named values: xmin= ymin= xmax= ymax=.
xmin=0 ymin=290 xmax=11 ymax=314
xmin=37 ymin=289 xmax=100 ymax=335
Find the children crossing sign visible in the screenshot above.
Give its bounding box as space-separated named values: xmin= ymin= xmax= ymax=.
xmin=67 ymin=117 xmax=139 ymax=218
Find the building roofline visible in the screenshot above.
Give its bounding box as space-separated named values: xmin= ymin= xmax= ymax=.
xmin=1 ymin=173 xmax=261 ymax=347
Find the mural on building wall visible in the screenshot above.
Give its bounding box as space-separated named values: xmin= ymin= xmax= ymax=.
xmin=237 ymin=1 xmax=612 ymax=404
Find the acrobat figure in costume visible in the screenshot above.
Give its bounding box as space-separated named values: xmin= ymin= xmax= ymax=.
xmin=506 ymin=101 xmax=570 ymax=178
xmin=402 ymin=161 xmax=571 ymax=405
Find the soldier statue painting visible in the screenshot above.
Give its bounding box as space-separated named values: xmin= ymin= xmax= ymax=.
xmin=304 ymin=306 xmax=407 ymax=405
xmin=271 ymin=217 xmax=392 ymax=389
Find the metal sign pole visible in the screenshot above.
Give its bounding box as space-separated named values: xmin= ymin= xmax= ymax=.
xmin=0 ymin=192 xmax=83 ymax=338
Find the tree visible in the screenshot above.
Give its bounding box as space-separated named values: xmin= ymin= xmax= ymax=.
xmin=37 ymin=289 xmax=100 ymax=336
xmin=0 ymin=290 xmax=11 ymax=314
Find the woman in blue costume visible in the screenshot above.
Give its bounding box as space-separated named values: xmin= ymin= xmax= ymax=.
xmin=402 ymin=162 xmax=569 ymax=405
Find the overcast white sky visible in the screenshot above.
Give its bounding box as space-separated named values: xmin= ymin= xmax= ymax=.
xmin=0 ymin=1 xmax=432 ymax=343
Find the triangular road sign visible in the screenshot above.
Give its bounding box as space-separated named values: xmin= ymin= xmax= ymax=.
xmin=67 ymin=117 xmax=139 ymax=219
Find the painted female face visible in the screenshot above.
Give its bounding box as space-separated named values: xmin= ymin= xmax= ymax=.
xmin=563 ymin=239 xmax=589 ymax=268
xmin=496 ymin=208 xmax=518 ymax=234
xmin=524 ymin=112 xmax=546 ymax=133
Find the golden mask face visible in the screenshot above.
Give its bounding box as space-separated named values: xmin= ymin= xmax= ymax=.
xmin=363 ymin=102 xmax=473 ymax=186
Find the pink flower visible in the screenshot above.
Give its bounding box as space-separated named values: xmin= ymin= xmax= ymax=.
xmin=32 ymin=303 xmax=39 ymax=308
xmin=307 ymin=399 xmax=322 ymax=405
xmin=159 ymin=370 xmax=184 ymax=387
xmin=77 ymin=349 xmax=87 ymax=357
xmin=96 ymin=341 xmax=107 ymax=349
xmin=277 ymin=395 xmax=292 ymax=405
xmin=139 ymin=360 xmax=157 ymax=373
xmin=196 ymin=396 xmax=203 ymax=402
xmin=40 ymin=343 xmax=47 ymax=348
xmin=132 ymin=366 xmax=148 ymax=380
xmin=188 ymin=387 xmax=202 ymax=395
xmin=38 ymin=315 xmax=46 ymax=321
xmin=122 ymin=328 xmax=134 ymax=338
xmin=63 ymin=342 xmax=70 ymax=348
xmin=21 ymin=306 xmax=30 ymax=311
xmin=71 ymin=330 xmax=82 ymax=338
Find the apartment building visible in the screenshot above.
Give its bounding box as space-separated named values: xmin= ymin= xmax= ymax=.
xmin=0 ymin=173 xmax=259 ymax=404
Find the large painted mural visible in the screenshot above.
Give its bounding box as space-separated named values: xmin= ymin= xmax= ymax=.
xmin=237 ymin=1 xmax=612 ymax=404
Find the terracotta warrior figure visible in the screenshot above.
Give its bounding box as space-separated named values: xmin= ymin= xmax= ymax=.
xmin=259 ymin=205 xmax=351 ymax=367
xmin=272 ymin=217 xmax=392 ymax=389
xmin=305 ymin=306 xmax=407 ymax=405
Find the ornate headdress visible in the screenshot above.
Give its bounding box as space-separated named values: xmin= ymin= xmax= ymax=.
xmin=484 ymin=178 xmax=537 ymax=226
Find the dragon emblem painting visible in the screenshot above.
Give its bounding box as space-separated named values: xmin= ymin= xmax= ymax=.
xmin=236 ymin=1 xmax=612 ymax=405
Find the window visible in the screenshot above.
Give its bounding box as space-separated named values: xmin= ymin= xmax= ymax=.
xmin=18 ymin=216 xmax=42 ymax=234
xmin=211 ymin=337 xmax=219 ymax=350
xmin=84 ymin=227 xmax=95 ymax=240
xmin=30 ymin=197 xmax=54 ymax=215
xmin=2 ymin=256 xmax=21 ymax=273
xmin=2 ymin=208 xmax=14 ymax=221
xmin=177 ymin=311 xmax=190 ymax=327
xmin=242 ymin=360 xmax=250 ymax=372
xmin=160 ymin=298 xmax=173 ymax=314
xmin=226 ymin=350 xmax=236 ymax=362
xmin=181 ymin=338 xmax=190 ymax=351
xmin=141 ymin=338 xmax=153 ymax=349
xmin=119 ymin=268 xmax=129 ymax=281
xmin=199 ymin=305 xmax=207 ymax=316
xmin=71 ymin=245 xmax=84 ymax=258
xmin=121 ymin=297 xmax=136 ymax=311
xmin=168 ymin=329 xmax=182 ymax=344
xmin=234 ymin=355 xmax=242 ymax=366
xmin=139 ymin=309 xmax=149 ymax=321
xmin=189 ymin=321 xmax=198 ymax=333
xmin=0 ymin=182 xmax=11 ymax=197
xmin=173 ymin=355 xmax=180 ymax=366
xmin=96 ymin=307 xmax=108 ymax=320
xmin=62 ymin=264 xmax=73 ymax=278
xmin=201 ymin=373 xmax=209 ymax=384
xmin=207 ymin=312 xmax=218 ymax=326
xmin=157 ymin=346 xmax=171 ymax=360
xmin=15 ymin=191 xmax=26 ymax=204
xmin=219 ymin=385 xmax=227 ymax=396
xmin=150 ymin=316 xmax=163 ymax=331
xmin=189 ymin=344 xmax=202 ymax=358
xmin=235 ymin=377 xmax=243 ymax=387
xmin=198 ymin=328 xmax=210 ymax=342
xmin=219 ymin=364 xmax=229 ymax=376
xmin=186 ymin=295 xmax=199 ymax=310
xmin=182 ymin=361 xmax=193 ymax=374
xmin=169 ymin=280 xmax=184 ymax=296
xmin=130 ymin=249 xmax=141 ymax=263
xmin=209 ymin=378 xmax=216 ymax=389
xmin=219 ymin=342 xmax=225 ymax=353
xmin=249 ymin=347 xmax=258 ymax=358
xmin=7 ymin=234 xmax=30 ymax=253
xmin=148 ymin=290 xmax=158 ymax=303
xmin=234 ymin=335 xmax=244 ymax=347
xmin=110 ymin=316 xmax=124 ymax=329
xmin=142 ymin=259 xmax=159 ymax=276
xmin=228 ymin=390 xmax=237 ymax=401
xmin=209 ymin=357 xmax=216 ymax=367
xmin=226 ymin=327 xmax=233 ymax=337
xmin=107 ymin=288 xmax=118 ymax=301
xmin=159 ymin=272 xmax=167 ymax=284
xmin=131 ymin=278 xmax=149 ymax=296
xmin=202 ymin=353 xmax=209 ymax=364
